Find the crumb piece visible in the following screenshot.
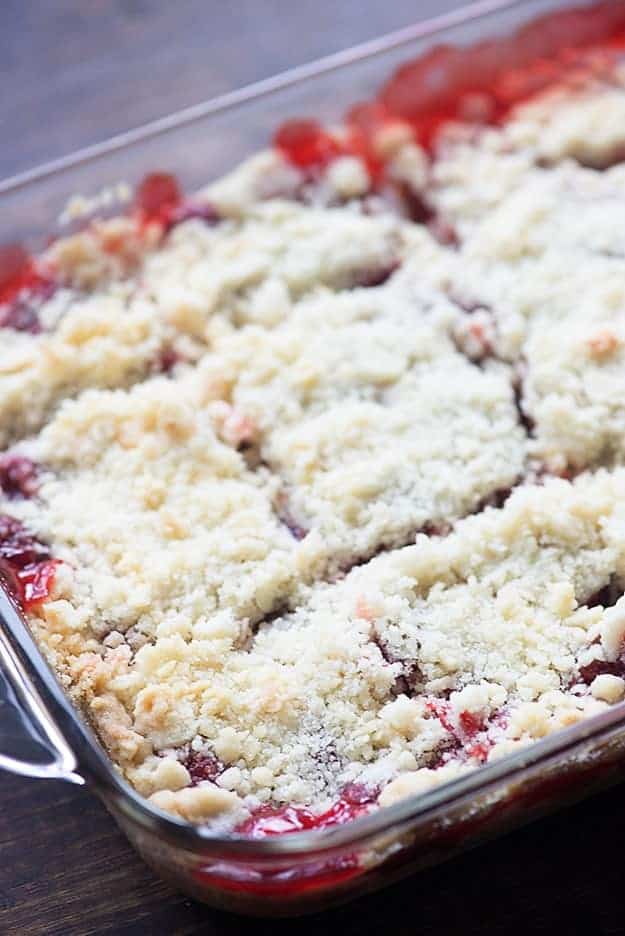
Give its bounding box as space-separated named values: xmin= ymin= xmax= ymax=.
xmin=600 ymin=599 xmax=625 ymax=660
xmin=326 ymin=156 xmax=371 ymax=199
xmin=590 ymin=673 xmax=625 ymax=703
xmin=150 ymin=784 xmax=241 ymax=822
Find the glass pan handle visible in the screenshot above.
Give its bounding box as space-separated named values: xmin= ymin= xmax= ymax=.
xmin=0 ymin=586 xmax=84 ymax=784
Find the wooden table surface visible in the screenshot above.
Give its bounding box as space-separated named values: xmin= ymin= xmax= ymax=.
xmin=2 ymin=2 xmax=625 ymax=933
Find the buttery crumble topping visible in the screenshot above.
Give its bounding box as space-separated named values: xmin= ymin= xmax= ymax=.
xmin=5 ymin=27 xmax=625 ymax=830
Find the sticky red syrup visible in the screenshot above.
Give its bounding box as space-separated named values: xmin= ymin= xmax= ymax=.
xmin=274 ymin=119 xmax=342 ymax=170
xmin=236 ymin=782 xmax=378 ymax=839
xmin=0 ymin=244 xmax=57 ymax=334
xmin=426 ymin=699 xmax=498 ymax=765
xmin=274 ymin=2 xmax=625 ymax=177
xmin=0 ymin=515 xmax=59 ymax=610
xmin=193 ymin=851 xmax=362 ymax=897
xmin=378 ymin=2 xmax=625 ymax=148
xmin=193 ymin=783 xmax=377 ymax=896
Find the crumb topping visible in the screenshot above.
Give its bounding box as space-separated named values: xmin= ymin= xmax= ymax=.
xmin=6 ymin=20 xmax=625 ymax=829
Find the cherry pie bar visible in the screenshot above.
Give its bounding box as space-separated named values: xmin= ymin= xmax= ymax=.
xmin=4 ymin=2 xmax=625 ymax=837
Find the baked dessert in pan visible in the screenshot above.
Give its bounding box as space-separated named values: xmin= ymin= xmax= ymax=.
xmin=3 ymin=2 xmax=625 ymax=838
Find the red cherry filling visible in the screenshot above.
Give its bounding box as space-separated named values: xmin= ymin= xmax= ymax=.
xmin=0 ymin=516 xmax=49 ymax=567
xmin=193 ymin=854 xmax=361 ymax=896
xmin=18 ymin=561 xmax=60 ymax=608
xmin=236 ymin=804 xmax=317 ymax=837
xmin=236 ymin=783 xmax=378 ymax=839
xmin=153 ymin=346 xmax=181 ymax=375
xmin=133 ymin=173 xmax=220 ymax=235
xmin=274 ymin=120 xmax=341 ymax=171
xmin=426 ymin=699 xmax=496 ymax=764
xmin=458 ymin=709 xmax=485 ymax=737
xmin=369 ymin=631 xmax=423 ymax=697
xmin=274 ymin=113 xmax=387 ymax=182
xmin=0 ymin=455 xmax=40 ymax=499
xmin=473 ymin=486 xmax=516 ymax=513
xmin=343 ymin=102 xmax=388 ymax=179
xmin=276 ymin=4 xmax=625 ymax=178
xmin=0 ymin=515 xmax=59 ymax=610
xmin=426 ymin=698 xmax=455 ymax=734
xmin=0 ymin=244 xmax=56 ymax=334
xmin=180 ymin=748 xmax=225 ymax=786
xmin=584 ymin=579 xmax=622 ymax=610
xmin=379 ymin=3 xmax=625 ymax=149
xmin=0 ymin=301 xmax=41 ymax=334
xmin=464 ymin=740 xmax=492 ymax=762
xmin=578 ymin=658 xmax=625 ymax=685
xmin=133 ymin=172 xmax=182 ymax=222
xmin=0 ymin=244 xmax=35 ymax=305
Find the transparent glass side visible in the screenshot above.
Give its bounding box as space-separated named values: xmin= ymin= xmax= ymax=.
xmin=0 ymin=672 xmax=52 ymax=766
xmin=1 ymin=0 xmax=622 ymax=916
xmin=116 ymin=711 xmax=625 ymax=915
xmin=1 ymin=0 xmax=578 ymax=246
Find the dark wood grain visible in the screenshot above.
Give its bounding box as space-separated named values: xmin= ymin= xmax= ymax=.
xmin=2 ymin=768 xmax=625 ymax=936
xmin=2 ymin=2 xmax=624 ymax=934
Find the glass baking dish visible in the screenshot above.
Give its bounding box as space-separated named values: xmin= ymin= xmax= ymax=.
xmin=2 ymin=0 xmax=625 ymax=916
